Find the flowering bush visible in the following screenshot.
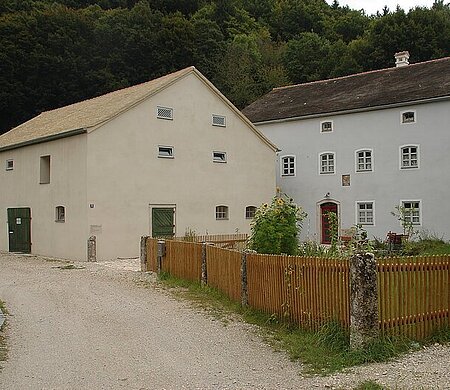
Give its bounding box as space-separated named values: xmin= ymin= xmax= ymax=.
xmin=249 ymin=192 xmax=307 ymax=255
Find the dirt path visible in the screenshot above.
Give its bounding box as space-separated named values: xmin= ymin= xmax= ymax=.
xmin=0 ymin=253 xmax=449 ymax=390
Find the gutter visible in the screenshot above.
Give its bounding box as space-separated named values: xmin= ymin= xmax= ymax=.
xmin=251 ymin=95 xmax=450 ymax=125
xmin=0 ymin=128 xmax=87 ymax=152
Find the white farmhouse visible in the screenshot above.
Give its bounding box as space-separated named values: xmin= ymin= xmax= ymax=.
xmin=243 ymin=54 xmax=450 ymax=243
xmin=0 ymin=67 xmax=277 ymax=260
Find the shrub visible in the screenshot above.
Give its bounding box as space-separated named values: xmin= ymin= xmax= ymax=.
xmin=249 ymin=192 xmax=307 ymax=255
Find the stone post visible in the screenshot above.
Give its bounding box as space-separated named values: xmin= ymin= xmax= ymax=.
xmin=157 ymin=240 xmax=166 ymax=275
xmin=140 ymin=236 xmax=149 ymax=272
xmin=241 ymin=251 xmax=248 ymax=307
xmin=201 ymin=243 xmax=208 ymax=286
xmin=87 ymin=236 xmax=96 ymax=262
xmin=349 ymin=252 xmax=379 ymax=349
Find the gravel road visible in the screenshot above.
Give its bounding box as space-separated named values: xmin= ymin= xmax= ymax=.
xmin=0 ymin=253 xmax=449 ymax=390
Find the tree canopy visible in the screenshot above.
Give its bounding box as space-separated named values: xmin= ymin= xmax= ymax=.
xmin=0 ymin=0 xmax=449 ymax=134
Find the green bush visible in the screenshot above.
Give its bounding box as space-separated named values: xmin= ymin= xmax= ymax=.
xmin=249 ymin=192 xmax=307 ymax=255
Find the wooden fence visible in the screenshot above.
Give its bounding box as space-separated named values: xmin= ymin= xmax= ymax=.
xmin=170 ymin=233 xmax=248 ymax=250
xmin=143 ymin=237 xmax=449 ymax=340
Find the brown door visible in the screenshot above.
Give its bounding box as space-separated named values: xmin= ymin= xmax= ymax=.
xmin=321 ymin=202 xmax=337 ymax=244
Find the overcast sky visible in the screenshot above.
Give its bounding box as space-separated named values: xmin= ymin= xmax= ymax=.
xmin=326 ymin=0 xmax=438 ymax=14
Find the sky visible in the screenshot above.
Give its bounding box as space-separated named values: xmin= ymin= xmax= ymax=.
xmin=326 ymin=0 xmax=438 ymax=14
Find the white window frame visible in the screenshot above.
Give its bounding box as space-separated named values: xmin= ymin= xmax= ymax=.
xmin=55 ymin=205 xmax=66 ymax=223
xmin=401 ymin=110 xmax=416 ymax=125
xmin=212 ymin=114 xmax=226 ymax=127
xmin=215 ymin=205 xmax=229 ymax=220
xmin=401 ymin=199 xmax=422 ymax=226
xmin=158 ymin=145 xmax=174 ymax=159
xmin=399 ymin=144 xmax=420 ymax=169
xmin=213 ymin=151 xmax=227 ymax=163
xmin=245 ymin=206 xmax=257 ymax=219
xmin=280 ymin=155 xmax=296 ymax=177
xmin=320 ymin=120 xmax=333 ymax=133
xmin=5 ymin=159 xmax=13 ymax=171
xmin=319 ymin=152 xmax=335 ymax=175
xmin=355 ymin=149 xmax=373 ymax=173
xmin=156 ymin=106 xmax=174 ymax=120
xmin=355 ymin=201 xmax=375 ymax=226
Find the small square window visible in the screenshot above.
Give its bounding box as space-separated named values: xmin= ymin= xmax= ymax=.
xmin=321 ymin=121 xmax=333 ymax=133
xmin=6 ymin=159 xmax=13 ymax=171
xmin=216 ymin=205 xmax=229 ymax=220
xmin=157 ymin=106 xmax=173 ymax=120
xmin=55 ymin=206 xmax=65 ymax=223
xmin=158 ymin=146 xmax=174 ymax=158
xmin=402 ymin=111 xmax=415 ymax=124
xmin=213 ymin=151 xmax=227 ymax=163
xmin=212 ymin=115 xmax=226 ymax=127
xmin=245 ymin=206 xmax=257 ymax=219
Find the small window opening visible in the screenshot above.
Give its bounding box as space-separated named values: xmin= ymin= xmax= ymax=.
xmin=40 ymin=155 xmax=50 ymax=184
xmin=216 ymin=205 xmax=229 ymax=220
xmin=6 ymin=159 xmax=13 ymax=171
xmin=212 ymin=115 xmax=226 ymax=127
xmin=321 ymin=121 xmax=333 ymax=132
xmin=157 ymin=106 xmax=173 ymax=120
xmin=55 ymin=206 xmax=65 ymax=223
xmin=245 ymin=206 xmax=257 ymax=219
xmin=213 ymin=151 xmax=227 ymax=163
xmin=158 ymin=146 xmax=174 ymax=158
xmin=402 ymin=111 xmax=415 ymax=124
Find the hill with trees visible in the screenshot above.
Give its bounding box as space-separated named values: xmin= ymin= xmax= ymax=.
xmin=0 ymin=0 xmax=449 ymax=134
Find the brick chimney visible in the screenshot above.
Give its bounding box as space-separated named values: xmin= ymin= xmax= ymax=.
xmin=394 ymin=51 xmax=410 ymax=67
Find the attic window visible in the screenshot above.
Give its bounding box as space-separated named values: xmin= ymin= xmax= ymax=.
xmin=212 ymin=115 xmax=226 ymax=127
xmin=401 ymin=111 xmax=416 ymax=124
xmin=6 ymin=159 xmax=13 ymax=171
xmin=55 ymin=206 xmax=65 ymax=223
xmin=157 ymin=106 xmax=173 ymax=120
xmin=213 ymin=151 xmax=227 ymax=163
xmin=321 ymin=121 xmax=333 ymax=133
xmin=40 ymin=155 xmax=51 ymax=184
xmin=158 ymin=146 xmax=174 ymax=158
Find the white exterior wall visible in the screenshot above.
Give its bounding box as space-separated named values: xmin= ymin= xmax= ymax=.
xmin=257 ymin=100 xmax=450 ymax=241
xmin=87 ymin=73 xmax=276 ymax=260
xmin=0 ymin=135 xmax=88 ymax=259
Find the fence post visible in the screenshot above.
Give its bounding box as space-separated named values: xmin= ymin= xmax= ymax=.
xmin=201 ymin=243 xmax=208 ymax=286
xmin=140 ymin=236 xmax=149 ymax=272
xmin=241 ymin=250 xmax=248 ymax=307
xmin=87 ymin=236 xmax=96 ymax=262
xmin=349 ymin=252 xmax=378 ymax=349
xmin=157 ymin=240 xmax=166 ymax=275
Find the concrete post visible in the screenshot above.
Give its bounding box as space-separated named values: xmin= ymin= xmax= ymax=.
xmin=87 ymin=236 xmax=96 ymax=262
xmin=201 ymin=243 xmax=208 ymax=286
xmin=349 ymin=252 xmax=379 ymax=349
xmin=241 ymin=251 xmax=248 ymax=307
xmin=140 ymin=236 xmax=149 ymax=272
xmin=157 ymin=240 xmax=165 ymax=275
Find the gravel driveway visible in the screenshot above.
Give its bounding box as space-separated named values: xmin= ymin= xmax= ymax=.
xmin=0 ymin=253 xmax=449 ymax=389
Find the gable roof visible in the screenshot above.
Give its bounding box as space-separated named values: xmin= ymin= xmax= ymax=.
xmin=242 ymin=57 xmax=450 ymax=124
xmin=0 ymin=67 xmax=277 ymax=152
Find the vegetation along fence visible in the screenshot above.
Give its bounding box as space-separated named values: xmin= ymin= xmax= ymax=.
xmin=141 ymin=237 xmax=449 ymax=341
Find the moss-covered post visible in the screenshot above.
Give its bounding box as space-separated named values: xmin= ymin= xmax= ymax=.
xmin=349 ymin=252 xmax=379 ymax=349
xmin=140 ymin=236 xmax=149 ymax=272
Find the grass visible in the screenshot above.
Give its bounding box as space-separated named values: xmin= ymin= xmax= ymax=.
xmin=155 ymin=272 xmax=449 ymax=375
xmin=353 ymin=380 xmax=386 ymax=390
xmin=0 ymin=299 xmax=7 ymax=365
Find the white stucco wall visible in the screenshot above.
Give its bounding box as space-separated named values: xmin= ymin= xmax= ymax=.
xmin=86 ymin=72 xmax=276 ymax=260
xmin=256 ymin=100 xmax=450 ymax=241
xmin=0 ymin=135 xmax=88 ymax=259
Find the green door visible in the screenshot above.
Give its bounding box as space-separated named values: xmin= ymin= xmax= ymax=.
xmin=152 ymin=208 xmax=175 ymax=238
xmin=7 ymin=208 xmax=31 ymax=253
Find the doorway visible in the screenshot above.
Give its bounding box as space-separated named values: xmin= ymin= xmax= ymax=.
xmin=151 ymin=207 xmax=175 ymax=238
xmin=7 ymin=207 xmax=31 ymax=253
xmin=320 ymin=202 xmax=338 ymax=244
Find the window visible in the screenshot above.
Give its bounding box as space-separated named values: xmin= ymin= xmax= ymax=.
xmin=55 ymin=206 xmax=65 ymax=223
xmin=6 ymin=159 xmax=13 ymax=171
xmin=402 ymin=200 xmax=421 ymax=225
xmin=400 ymin=145 xmax=419 ymax=169
xmin=216 ymin=205 xmax=229 ymax=220
xmin=213 ymin=151 xmax=227 ymax=163
xmin=40 ymin=155 xmax=50 ymax=184
xmin=156 ymin=106 xmax=173 ymax=120
xmin=158 ymin=146 xmax=174 ymax=158
xmin=212 ymin=115 xmax=226 ymax=127
xmin=356 ymin=202 xmax=374 ymax=225
xmin=320 ymin=121 xmax=333 ymax=133
xmin=401 ymin=111 xmax=416 ymax=124
xmin=356 ymin=149 xmax=373 ymax=172
xmin=245 ymin=206 xmax=257 ymax=219
xmin=281 ymin=155 xmax=295 ymax=176
xmin=319 ymin=153 xmax=335 ymax=174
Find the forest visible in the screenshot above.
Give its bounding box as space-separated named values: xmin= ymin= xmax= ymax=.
xmin=0 ymin=0 xmax=449 ymax=134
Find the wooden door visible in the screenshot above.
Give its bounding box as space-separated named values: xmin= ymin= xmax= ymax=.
xmin=7 ymin=208 xmax=31 ymax=253
xmin=151 ymin=208 xmax=175 ymax=238
xmin=321 ymin=202 xmax=337 ymax=244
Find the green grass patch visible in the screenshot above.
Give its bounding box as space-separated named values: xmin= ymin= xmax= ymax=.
xmin=354 ymin=380 xmax=386 ymax=390
xmin=156 ymin=272 xmax=439 ymax=375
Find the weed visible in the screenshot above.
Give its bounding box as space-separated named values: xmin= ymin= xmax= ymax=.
xmin=354 ymin=380 xmax=386 ymax=390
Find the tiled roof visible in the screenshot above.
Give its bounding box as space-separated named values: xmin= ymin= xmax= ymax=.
xmin=0 ymin=67 xmax=194 ymax=149
xmin=242 ymin=57 xmax=450 ymax=123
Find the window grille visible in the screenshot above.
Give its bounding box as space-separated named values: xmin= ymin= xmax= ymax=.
xmin=212 ymin=115 xmax=226 ymax=127
xmin=157 ymin=106 xmax=173 ymax=120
